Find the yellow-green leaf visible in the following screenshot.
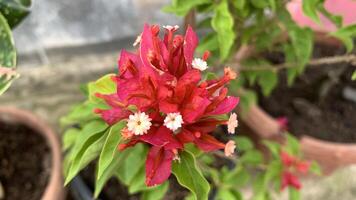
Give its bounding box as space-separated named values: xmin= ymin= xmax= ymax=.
xmin=172 ymin=151 xmax=210 ymax=200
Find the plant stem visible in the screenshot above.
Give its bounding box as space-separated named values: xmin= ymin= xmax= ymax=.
xmin=233 ymin=54 xmax=356 ymax=72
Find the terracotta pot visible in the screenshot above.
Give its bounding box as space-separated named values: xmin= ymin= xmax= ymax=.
xmin=0 ymin=107 xmax=64 ymax=200
xmin=242 ymin=104 xmax=356 ymax=174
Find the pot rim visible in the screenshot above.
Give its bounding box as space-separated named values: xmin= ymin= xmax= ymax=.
xmin=0 ymin=106 xmax=64 ymax=200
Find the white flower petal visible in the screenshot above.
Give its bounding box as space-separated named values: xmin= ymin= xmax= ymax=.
xmin=164 ymin=112 xmax=184 ymax=132
xmin=227 ymin=113 xmax=238 ymax=134
xmin=127 ymin=112 xmax=152 ymax=135
xmin=192 ymin=58 xmax=208 ymax=71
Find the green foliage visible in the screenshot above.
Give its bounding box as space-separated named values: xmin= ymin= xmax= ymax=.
xmin=211 ymin=0 xmax=235 ymax=60
xmin=97 ymin=121 xmax=126 ymax=181
xmin=0 ymin=0 xmax=31 ymax=94
xmin=64 ymin=120 xmax=109 ymax=184
xmin=239 ymin=88 xmax=257 ymax=117
xmin=240 ymin=150 xmax=263 ymax=165
xmin=163 ymin=0 xmax=209 ymax=16
xmin=88 ymin=73 xmax=116 ymax=104
xmin=0 ymin=0 xmax=31 ymax=28
xmin=289 ymin=187 xmax=300 ymax=200
xmin=0 ymin=13 xmax=15 ymax=67
xmin=172 ymin=150 xmax=210 ymax=200
xmin=234 ymin=135 xmax=254 ymax=151
xmin=164 ymin=0 xmax=350 ymax=106
xmin=302 ymin=0 xmax=322 ymax=24
xmin=352 ymin=70 xmax=356 ymax=81
xmin=330 ymin=24 xmax=356 ymax=52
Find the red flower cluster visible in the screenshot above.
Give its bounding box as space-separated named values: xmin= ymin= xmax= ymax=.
xmin=280 ymin=151 xmax=310 ymax=190
xmin=95 ymin=24 xmax=239 ymax=186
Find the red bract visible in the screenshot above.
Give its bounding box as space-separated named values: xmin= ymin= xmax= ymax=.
xmin=280 ymin=151 xmax=310 ymax=190
xmin=96 ymin=24 xmax=239 ymax=186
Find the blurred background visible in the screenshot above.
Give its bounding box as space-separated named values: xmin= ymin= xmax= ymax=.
xmin=2 ymin=0 xmax=181 ymax=127
xmin=14 ymin=0 xmax=179 ymax=66
xmin=1 ymin=0 xmax=356 ymax=200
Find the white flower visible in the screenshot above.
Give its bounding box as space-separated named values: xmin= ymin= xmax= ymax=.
xmin=127 ymin=112 xmax=152 ymax=135
xmin=227 ymin=113 xmax=238 ymax=134
xmin=163 ymin=25 xmax=179 ymax=31
xmin=224 ymin=140 xmax=236 ymax=157
xmin=192 ymin=58 xmax=208 ymax=71
xmin=164 ymin=112 xmax=183 ymax=132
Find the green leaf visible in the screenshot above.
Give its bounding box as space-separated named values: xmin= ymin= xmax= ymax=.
xmin=302 ymin=0 xmax=321 ymax=24
xmin=117 ymin=144 xmax=148 ymax=187
xmin=240 ymin=150 xmax=263 ymax=165
xmin=255 ymin=25 xmax=281 ymax=50
xmin=284 ymin=44 xmax=299 ymax=86
xmin=172 ymin=151 xmax=210 ymax=200
xmin=309 ymin=161 xmax=322 ymax=175
xmin=0 ymin=0 xmax=31 ymax=28
xmin=264 ymin=160 xmax=282 ymax=185
xmin=289 ymin=27 xmax=313 ymax=68
xmin=318 ymin=5 xmax=342 ymax=27
xmin=94 ymin=144 xmax=147 ymax=197
xmin=285 ymin=27 xmax=313 ymax=85
xmin=0 ymin=12 xmax=16 ymax=67
xmin=258 ymin=70 xmax=278 ymax=96
xmin=0 ymin=68 xmax=18 ymax=95
xmin=60 ymin=101 xmax=99 ymax=127
xmin=235 ymin=136 xmax=254 ymax=151
xmin=240 ymin=89 xmax=257 ymax=117
xmin=196 ymin=33 xmax=219 ymax=54
xmin=232 ymin=0 xmax=245 ymax=10
xmin=197 ymin=17 xmax=212 ymax=29
xmin=262 ymin=140 xmax=280 ymax=157
xmin=88 ymin=73 xmax=116 ymax=104
xmin=330 ymin=24 xmax=356 ymax=52
xmin=224 ymin=166 xmax=250 ymax=187
xmin=253 ymin=174 xmax=268 ymax=200
xmin=94 ymin=152 xmax=126 ymax=197
xmin=94 ymin=146 xmax=133 ymax=197
xmin=352 ymin=70 xmax=356 ymax=81
xmin=211 ymin=0 xmax=235 ymax=60
xmin=97 ymin=121 xmax=126 ymax=180
xmin=184 ymin=143 xmax=203 ymax=157
xmin=268 ymin=0 xmax=276 ymax=11
xmin=62 ymin=128 xmax=80 ymax=151
xmin=64 ymin=120 xmax=108 ymax=184
xmin=251 ymin=0 xmax=269 ymax=9
xmin=216 ymin=188 xmax=240 ymax=200
xmin=127 ymin=164 xmax=147 ymax=193
xmin=141 ymin=182 xmax=169 ymax=200
xmin=289 ymin=187 xmax=300 ymax=200
xmin=162 ymin=0 xmax=210 ymax=16
xmin=286 ymin=133 xmax=300 ymax=155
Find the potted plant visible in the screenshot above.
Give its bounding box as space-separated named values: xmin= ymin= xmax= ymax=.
xmin=164 ymin=0 xmax=356 ymax=173
xmin=62 ymin=24 xmax=320 ymax=200
xmin=0 ymin=1 xmax=64 ymax=199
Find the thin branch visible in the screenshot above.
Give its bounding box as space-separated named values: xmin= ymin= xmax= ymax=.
xmin=230 ymin=54 xmax=356 ymax=72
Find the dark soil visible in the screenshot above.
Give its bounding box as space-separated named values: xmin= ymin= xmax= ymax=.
xmin=69 ymin=162 xmax=189 ymax=200
xmin=259 ymin=45 xmax=356 ymax=143
xmin=0 ymin=120 xmax=50 ymax=200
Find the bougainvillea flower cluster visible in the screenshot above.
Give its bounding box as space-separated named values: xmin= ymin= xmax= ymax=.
xmin=280 ymin=151 xmax=310 ymax=190
xmin=95 ymin=24 xmax=239 ymax=186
